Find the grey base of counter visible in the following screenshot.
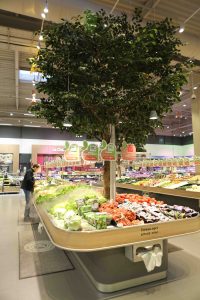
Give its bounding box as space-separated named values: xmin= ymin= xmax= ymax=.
xmin=72 ymin=240 xmax=168 ymax=293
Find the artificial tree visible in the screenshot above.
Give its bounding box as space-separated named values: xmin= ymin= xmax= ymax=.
xmin=30 ymin=9 xmax=189 ymax=198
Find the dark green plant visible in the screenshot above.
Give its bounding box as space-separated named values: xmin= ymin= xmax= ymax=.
xmin=30 ymin=9 xmax=189 ymax=197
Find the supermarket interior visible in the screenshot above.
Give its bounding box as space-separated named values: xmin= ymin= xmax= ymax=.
xmin=1 ymin=1 xmax=200 ymax=300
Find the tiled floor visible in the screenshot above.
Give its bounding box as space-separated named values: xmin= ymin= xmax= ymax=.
xmin=0 ymin=193 xmax=200 ymax=300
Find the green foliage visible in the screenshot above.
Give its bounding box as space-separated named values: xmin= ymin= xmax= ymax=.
xmin=31 ymin=9 xmax=189 ymax=147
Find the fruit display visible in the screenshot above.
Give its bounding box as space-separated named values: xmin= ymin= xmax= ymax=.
xmin=35 ymin=183 xmax=198 ymax=232
xmin=117 ymin=173 xmax=200 ymax=191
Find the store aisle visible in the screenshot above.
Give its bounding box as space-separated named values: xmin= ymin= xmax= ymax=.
xmin=0 ymin=194 xmax=200 ymax=300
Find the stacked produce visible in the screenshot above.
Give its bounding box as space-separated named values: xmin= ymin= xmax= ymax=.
xmin=34 ymin=182 xmax=198 ymax=232
xmin=117 ymin=174 xmax=200 ymax=191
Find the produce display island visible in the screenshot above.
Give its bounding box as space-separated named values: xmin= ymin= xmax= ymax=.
xmin=33 ymin=182 xmax=200 ymax=292
xmin=34 ymin=200 xmax=200 ymax=251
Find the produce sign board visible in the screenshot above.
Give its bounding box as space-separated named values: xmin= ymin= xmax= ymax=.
xmin=100 ymin=140 xmax=116 ymax=161
xmin=121 ymin=141 xmax=136 ymax=161
xmin=81 ymin=141 xmax=99 ymax=161
xmin=64 ymin=142 xmax=80 ymax=161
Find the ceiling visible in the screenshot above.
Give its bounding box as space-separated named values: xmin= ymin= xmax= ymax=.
xmin=0 ymin=0 xmax=200 ymax=136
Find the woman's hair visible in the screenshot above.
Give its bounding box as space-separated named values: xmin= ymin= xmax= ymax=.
xmin=32 ymin=164 xmax=40 ymax=169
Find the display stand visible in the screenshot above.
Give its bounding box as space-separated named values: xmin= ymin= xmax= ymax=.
xmin=33 ymin=199 xmax=200 ymax=292
xmin=72 ymin=240 xmax=168 ymax=292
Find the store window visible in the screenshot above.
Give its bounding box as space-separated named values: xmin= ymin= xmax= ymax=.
xmin=19 ymin=70 xmax=47 ymax=82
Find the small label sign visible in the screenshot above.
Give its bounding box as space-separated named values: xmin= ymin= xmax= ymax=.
xmin=140 ymin=226 xmax=159 ymax=237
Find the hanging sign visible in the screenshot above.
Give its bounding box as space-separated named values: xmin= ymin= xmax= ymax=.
xmin=121 ymin=141 xmax=136 ymax=161
xmin=100 ymin=140 xmax=116 ymax=161
xmin=81 ymin=141 xmax=99 ymax=161
xmin=64 ymin=141 xmax=80 ymax=161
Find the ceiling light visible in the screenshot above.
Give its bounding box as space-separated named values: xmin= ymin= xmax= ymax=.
xmin=10 ymin=113 xmax=13 ymax=116
xmin=24 ymin=125 xmax=41 ymax=128
xmin=0 ymin=123 xmax=12 ymax=126
xmin=24 ymin=113 xmax=35 ymax=116
xmin=63 ymin=123 xmax=72 ymax=127
xmin=39 ymin=34 xmax=43 ymax=41
xmin=179 ymin=25 xmax=185 ymax=33
xmin=173 ymin=134 xmax=176 ymax=136
xmin=183 ymin=104 xmax=187 ymax=107
xmin=193 ymin=86 xmax=198 ymax=90
xmin=44 ymin=7 xmax=48 ymax=14
xmin=41 ymin=13 xmax=46 ymax=19
xmin=149 ymin=110 xmax=158 ymax=120
xmin=191 ymin=92 xmax=196 ymax=100
xmin=44 ymin=0 xmax=48 ymax=13
xmin=167 ymin=126 xmax=170 ymax=129
xmin=182 ymin=131 xmax=185 ymax=134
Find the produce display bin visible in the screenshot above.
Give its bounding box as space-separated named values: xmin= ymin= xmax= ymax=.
xmin=34 ymin=200 xmax=200 ymax=252
xmin=33 ymin=197 xmax=200 ymax=292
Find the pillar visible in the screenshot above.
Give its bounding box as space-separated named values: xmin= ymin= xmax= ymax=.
xmin=191 ymin=88 xmax=200 ymax=174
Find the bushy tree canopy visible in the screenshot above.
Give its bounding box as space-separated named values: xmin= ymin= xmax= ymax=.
xmin=31 ymin=9 xmax=188 ymax=148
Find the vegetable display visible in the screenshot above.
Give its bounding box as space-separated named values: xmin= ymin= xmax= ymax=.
xmin=35 ymin=183 xmax=198 ymax=232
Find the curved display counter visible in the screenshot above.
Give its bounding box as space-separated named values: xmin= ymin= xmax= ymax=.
xmin=34 ymin=199 xmax=200 ymax=252
xmin=33 ymin=188 xmax=200 ymax=293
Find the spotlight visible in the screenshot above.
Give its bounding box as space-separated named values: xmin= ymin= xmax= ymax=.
xmin=149 ymin=110 xmax=158 ymax=120
xmin=179 ymin=25 xmax=185 ymax=33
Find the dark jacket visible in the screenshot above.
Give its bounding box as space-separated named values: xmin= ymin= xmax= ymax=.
xmin=21 ymin=168 xmax=35 ymax=192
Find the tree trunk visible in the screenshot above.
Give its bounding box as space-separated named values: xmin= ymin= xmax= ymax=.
xmin=103 ymin=160 xmax=110 ymax=199
xmin=116 ymin=154 xmax=121 ymax=178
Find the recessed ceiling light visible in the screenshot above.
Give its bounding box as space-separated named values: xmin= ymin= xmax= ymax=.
xmin=167 ymin=126 xmax=169 ymax=129
xmin=24 ymin=113 xmax=35 ymax=116
xmin=182 ymin=131 xmax=185 ymax=134
xmin=63 ymin=123 xmax=72 ymax=127
xmin=0 ymin=123 xmax=12 ymax=126
xmin=193 ymin=86 xmax=198 ymax=90
xmin=24 ymin=125 xmax=41 ymax=128
xmin=10 ymin=113 xmax=13 ymax=116
xmin=183 ymin=104 xmax=186 ymax=107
